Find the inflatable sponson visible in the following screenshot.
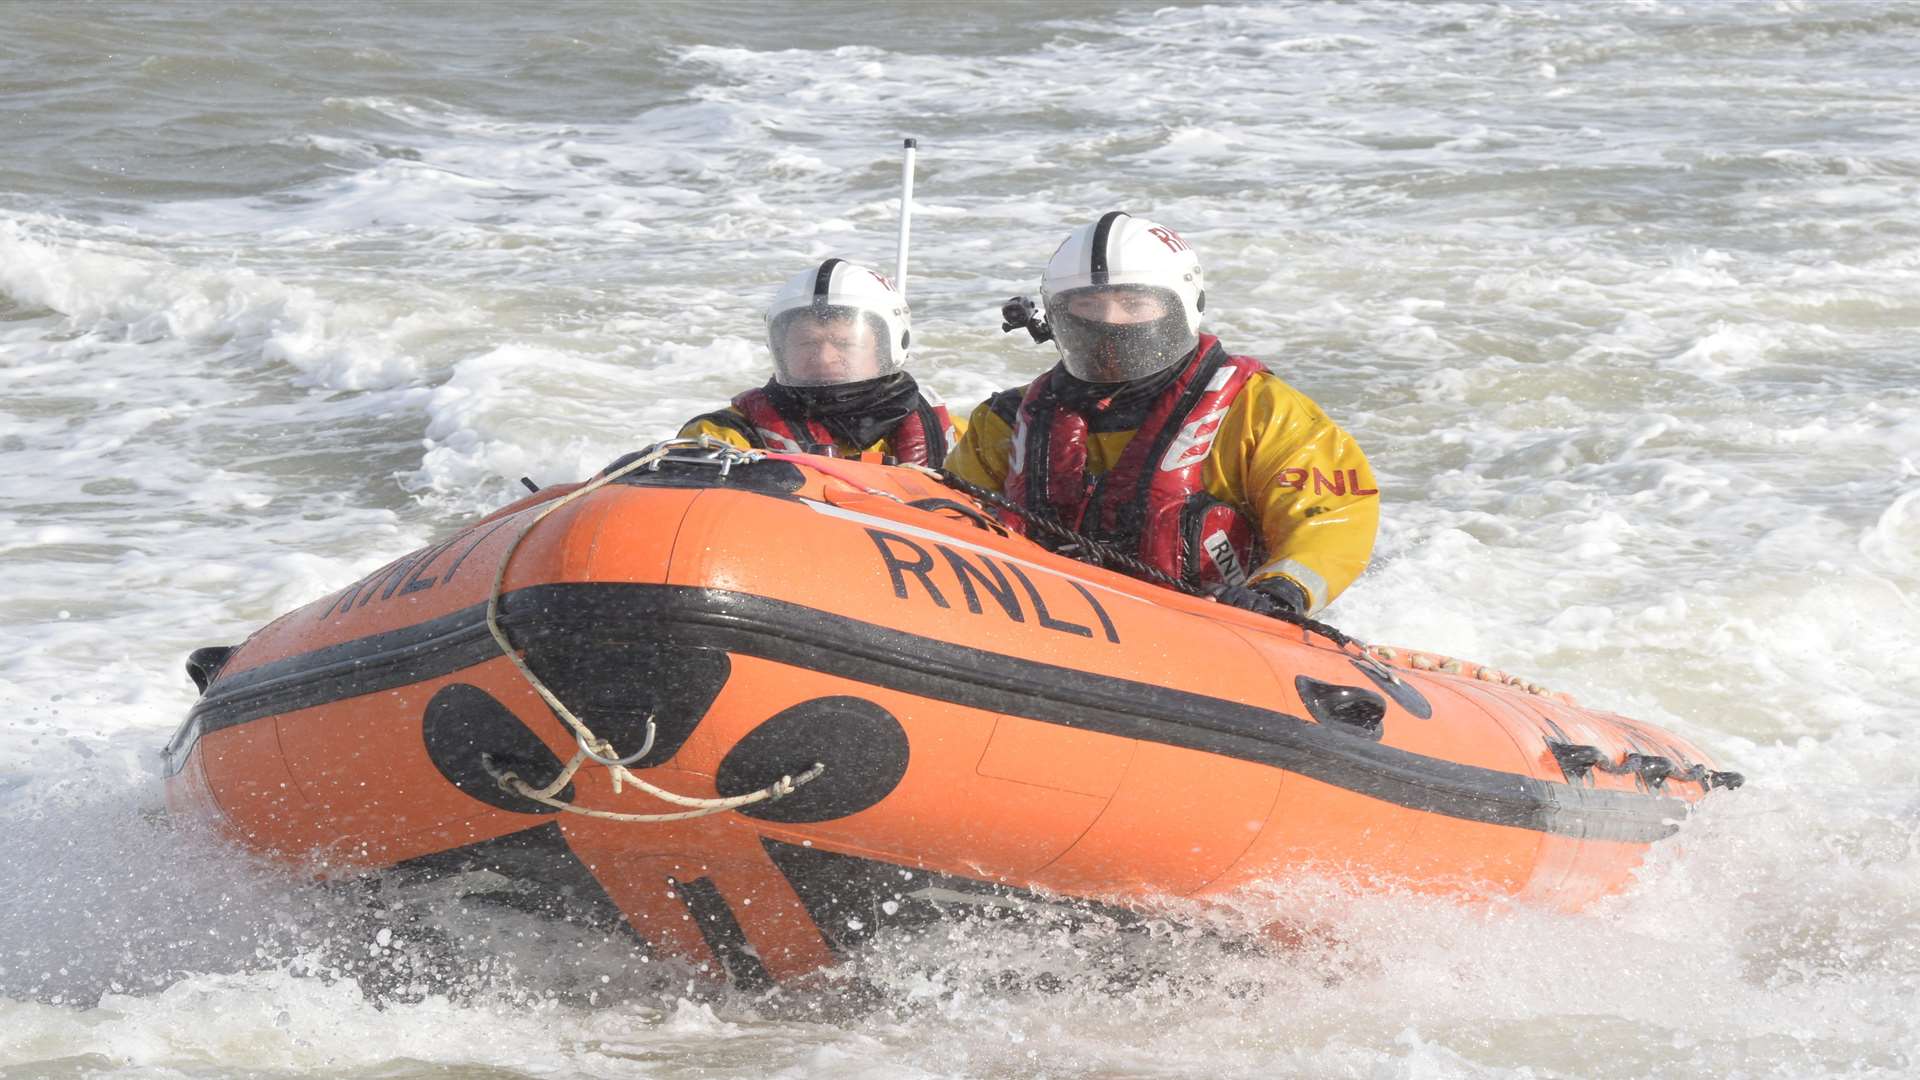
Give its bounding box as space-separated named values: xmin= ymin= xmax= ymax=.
xmin=164 ymin=441 xmax=1742 ymax=986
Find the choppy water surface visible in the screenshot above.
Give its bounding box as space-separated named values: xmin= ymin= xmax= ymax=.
xmin=3 ymin=2 xmax=1917 ymax=1077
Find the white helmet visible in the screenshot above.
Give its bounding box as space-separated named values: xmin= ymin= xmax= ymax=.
xmin=765 ymin=258 xmax=911 ymax=387
xmin=1040 ymin=211 xmax=1204 ymax=383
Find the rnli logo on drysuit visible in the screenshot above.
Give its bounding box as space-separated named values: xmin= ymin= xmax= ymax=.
xmin=1160 ymin=406 xmax=1230 ymax=472
xmin=1277 ymin=467 xmax=1380 ymax=497
xmin=1202 ymin=529 xmax=1249 ymax=586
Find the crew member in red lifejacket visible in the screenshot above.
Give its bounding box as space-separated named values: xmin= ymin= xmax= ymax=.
xmin=680 ymin=258 xmax=960 ymax=465
xmin=948 ymin=212 xmax=1378 ymax=616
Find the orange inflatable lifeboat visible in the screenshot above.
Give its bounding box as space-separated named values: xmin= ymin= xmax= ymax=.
xmin=164 ymin=441 xmax=1742 ymax=987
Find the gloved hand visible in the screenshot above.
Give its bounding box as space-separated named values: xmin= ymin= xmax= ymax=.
xmin=1216 ymin=579 xmax=1309 ymax=618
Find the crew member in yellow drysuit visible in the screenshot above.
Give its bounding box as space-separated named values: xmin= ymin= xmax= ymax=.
xmin=948 ymin=212 xmax=1376 ymax=616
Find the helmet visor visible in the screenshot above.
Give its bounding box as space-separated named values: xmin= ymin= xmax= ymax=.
xmin=769 ymin=306 xmax=899 ymax=387
xmin=1044 ymin=285 xmax=1196 ymax=383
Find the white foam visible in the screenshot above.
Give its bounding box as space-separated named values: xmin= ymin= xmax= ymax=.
xmin=0 ymin=219 xmax=425 ymax=391
xmin=1662 ymin=321 xmax=1781 ymax=376
xmin=4 ymin=2 xmax=1920 ymax=1075
xmin=1859 ymin=488 xmax=1920 ymax=580
xmin=404 ymin=337 xmax=768 ymax=512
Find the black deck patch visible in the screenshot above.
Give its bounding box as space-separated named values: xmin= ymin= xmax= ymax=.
xmin=605 ymin=453 xmax=806 ymax=495
xmin=387 ymin=822 xmax=645 ymax=942
xmin=671 ymin=876 xmax=773 ymax=991
xmin=715 ymin=697 xmax=908 ymax=823
xmin=761 ymin=838 xmax=1136 ymax=957
xmin=422 ymin=683 xmax=575 ymax=814
xmin=523 ymin=639 xmax=729 ymax=770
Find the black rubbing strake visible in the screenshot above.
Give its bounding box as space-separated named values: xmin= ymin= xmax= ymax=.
xmin=164 ymin=582 xmax=1707 ymax=843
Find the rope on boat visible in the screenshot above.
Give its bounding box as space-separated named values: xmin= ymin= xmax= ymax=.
xmin=482 ymin=439 xmax=823 ymax=823
xmin=473 ymin=437 xmax=1564 ymax=824
xmin=483 ymin=750 xmax=826 ymax=822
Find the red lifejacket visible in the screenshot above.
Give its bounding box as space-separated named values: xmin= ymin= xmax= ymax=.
xmin=730 ymin=387 xmax=954 ymax=467
xmin=1001 ymin=336 xmax=1263 ymax=589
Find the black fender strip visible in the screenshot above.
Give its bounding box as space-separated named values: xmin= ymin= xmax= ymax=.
xmin=167 ymin=583 xmax=1690 ymax=843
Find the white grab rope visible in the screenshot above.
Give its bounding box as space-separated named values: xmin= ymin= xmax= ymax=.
xmin=480 ymin=441 xmax=823 ymax=821
xmin=485 ymin=749 xmax=826 ymax=823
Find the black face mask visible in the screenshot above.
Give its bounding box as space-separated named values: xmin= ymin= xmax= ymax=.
xmin=765 ymin=372 xmax=923 ymax=451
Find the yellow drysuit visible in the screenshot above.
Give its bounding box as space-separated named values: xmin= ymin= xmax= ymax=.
xmin=947 ymin=368 xmax=1377 ymax=613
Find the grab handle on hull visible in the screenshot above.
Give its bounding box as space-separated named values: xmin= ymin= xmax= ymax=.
xmin=185 ymin=645 xmax=235 ymax=695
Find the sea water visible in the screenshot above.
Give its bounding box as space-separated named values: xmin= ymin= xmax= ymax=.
xmin=2 ymin=2 xmax=1916 ymax=1077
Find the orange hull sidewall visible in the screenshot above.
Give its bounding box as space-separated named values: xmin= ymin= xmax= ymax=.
xmin=170 ymin=456 xmax=1725 ymax=973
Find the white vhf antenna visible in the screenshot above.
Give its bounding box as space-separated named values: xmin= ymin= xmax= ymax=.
xmin=895 ymin=137 xmax=916 ymax=301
